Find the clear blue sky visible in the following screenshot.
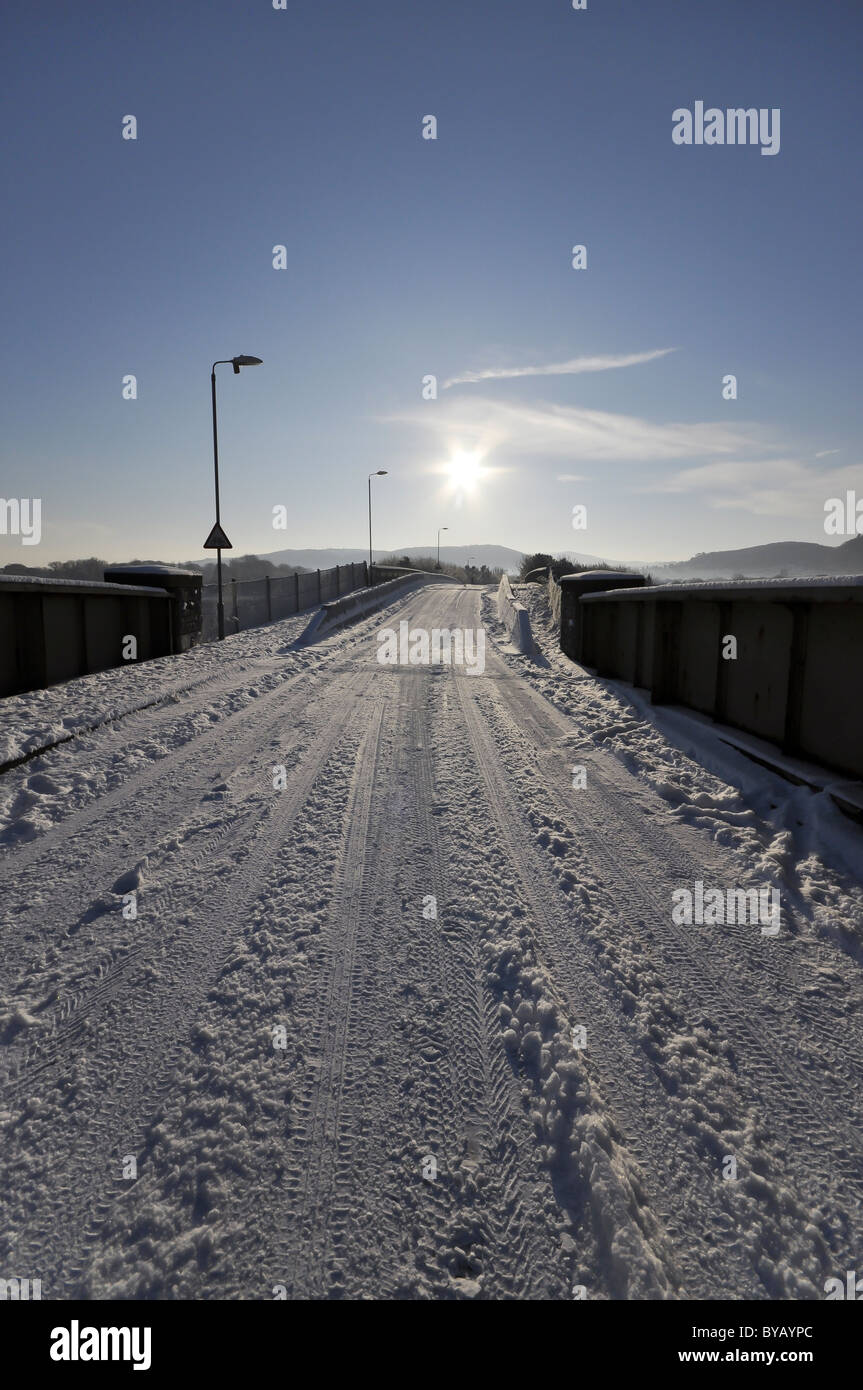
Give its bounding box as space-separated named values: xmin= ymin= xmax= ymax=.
xmin=2 ymin=0 xmax=860 ymax=565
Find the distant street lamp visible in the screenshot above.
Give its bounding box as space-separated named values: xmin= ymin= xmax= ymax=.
xmin=210 ymin=355 xmax=263 ymax=640
xmin=437 ymin=526 xmax=448 ymax=569
xmin=368 ymin=470 xmax=387 ymax=576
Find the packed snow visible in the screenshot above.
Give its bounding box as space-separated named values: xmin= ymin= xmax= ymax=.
xmin=0 ymin=581 xmax=861 ymax=1300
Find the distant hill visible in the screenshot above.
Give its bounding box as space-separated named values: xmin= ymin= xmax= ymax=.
xmin=555 ymin=549 xmax=614 ymax=569
xmin=652 ymin=535 xmax=863 ymax=580
xmin=23 ymin=535 xmax=860 ymax=588
xmin=258 ymin=544 xmax=528 ymax=573
xmin=192 ymin=536 xmax=863 ymax=583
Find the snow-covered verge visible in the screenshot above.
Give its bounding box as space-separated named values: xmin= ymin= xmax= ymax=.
xmin=0 ymin=586 xmax=433 ymax=846
xmin=473 ymin=588 xmax=863 ymax=1298
xmin=0 ymin=610 xmax=314 ymax=769
xmin=496 ymin=574 xmax=534 ymax=655
xmin=0 ymin=579 xmax=427 ymax=771
xmin=485 ymin=584 xmax=863 ymax=967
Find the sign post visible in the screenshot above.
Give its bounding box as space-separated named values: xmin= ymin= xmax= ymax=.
xmin=203 ymin=522 xmax=233 ymax=639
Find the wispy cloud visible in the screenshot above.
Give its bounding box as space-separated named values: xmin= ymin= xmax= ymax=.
xmin=384 ymin=392 xmax=855 ymax=526
xmin=442 ymin=347 xmax=676 ymax=390
xmin=387 ymin=395 xmax=769 ymax=463
xmin=815 ymin=448 xmax=840 ymax=459
xmin=646 ymin=457 xmax=862 ymax=518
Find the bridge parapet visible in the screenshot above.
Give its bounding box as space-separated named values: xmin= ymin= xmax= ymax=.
xmin=0 ymin=572 xmax=183 ymax=698
xmin=574 ymin=577 xmax=863 ymax=780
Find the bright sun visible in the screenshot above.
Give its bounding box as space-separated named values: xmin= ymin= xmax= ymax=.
xmin=446 ymin=449 xmax=484 ymax=493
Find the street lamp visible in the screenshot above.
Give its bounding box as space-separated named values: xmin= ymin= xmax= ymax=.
xmin=210 ymin=355 xmax=263 ymax=639
xmin=368 ymin=470 xmax=387 ymax=577
xmin=437 ymin=526 xmax=448 ymax=570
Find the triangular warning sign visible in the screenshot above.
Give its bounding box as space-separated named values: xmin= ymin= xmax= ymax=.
xmin=203 ymin=522 xmax=232 ymax=550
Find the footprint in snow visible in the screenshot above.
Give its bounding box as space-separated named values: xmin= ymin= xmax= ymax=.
xmin=112 ymin=862 xmax=146 ymax=895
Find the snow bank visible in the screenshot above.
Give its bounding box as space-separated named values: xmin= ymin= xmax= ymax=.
xmin=507 ymin=581 xmax=863 ymax=966
xmin=484 ymin=926 xmax=675 ymax=1298
xmin=496 ymin=575 xmax=534 ymax=655
xmin=299 ymin=573 xmax=431 ymax=643
xmin=548 ymin=574 xmax=562 ymax=626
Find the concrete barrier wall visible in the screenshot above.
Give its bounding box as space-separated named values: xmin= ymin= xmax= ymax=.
xmin=0 ymin=575 xmax=173 ymax=698
xmin=497 ymin=575 xmax=534 ymax=654
xmin=560 ymin=570 xmax=647 ymax=662
xmin=796 ymin=603 xmax=863 ymax=777
xmin=299 ymin=572 xmax=433 ymax=643
xmin=576 ymin=578 xmax=863 ymax=779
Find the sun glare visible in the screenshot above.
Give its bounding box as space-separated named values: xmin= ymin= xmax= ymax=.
xmin=446 ymin=449 xmax=484 ymax=493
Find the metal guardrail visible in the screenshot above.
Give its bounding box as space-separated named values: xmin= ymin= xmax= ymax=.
xmin=200 ymin=562 xmax=465 ymax=641
xmin=201 ymin=562 xmax=369 ymax=640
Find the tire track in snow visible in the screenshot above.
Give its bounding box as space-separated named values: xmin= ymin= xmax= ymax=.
xmin=272 ymin=693 xmax=388 ymax=1297
xmin=388 ymin=590 xmax=568 ymax=1296
xmin=495 ymin=665 xmax=863 ymax=1121
xmin=412 ymin=673 xmax=567 ymax=1297
xmin=469 ymin=635 xmax=862 ymax=1294
xmin=483 ymin=668 xmax=863 ymax=1184
xmin=0 ymin=668 xmax=371 ymax=1084
xmin=1 ymin=658 xmax=336 ymax=895
xmin=269 ymin=587 xmax=563 ymax=1298
xmin=0 ymin=672 xmax=378 ymax=1294
xmin=0 ymin=588 xmax=418 ymax=879
xmin=453 ymin=669 xmax=706 ymax=1298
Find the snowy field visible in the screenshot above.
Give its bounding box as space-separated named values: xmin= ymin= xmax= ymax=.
xmin=1 ymin=582 xmax=862 ymax=1299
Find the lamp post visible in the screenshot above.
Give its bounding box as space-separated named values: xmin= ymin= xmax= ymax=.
xmin=437 ymin=526 xmax=448 ymax=570
xmin=210 ymin=355 xmax=263 ymax=639
xmin=368 ymin=470 xmax=387 ymax=578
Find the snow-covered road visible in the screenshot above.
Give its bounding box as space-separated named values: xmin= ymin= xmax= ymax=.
xmin=1 ymin=583 xmax=861 ymax=1300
